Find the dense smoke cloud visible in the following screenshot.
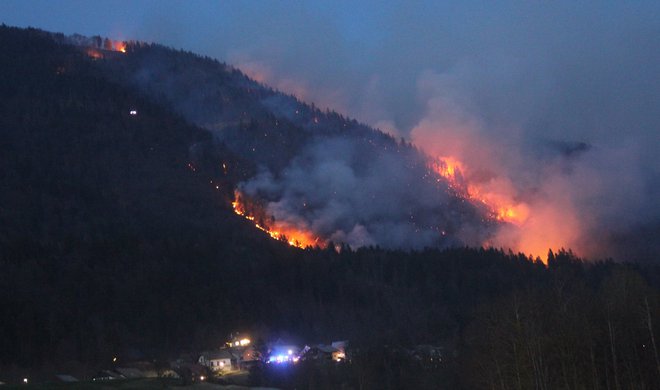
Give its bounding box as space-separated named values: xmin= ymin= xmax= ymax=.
xmin=238 ymin=135 xmax=490 ymax=250
xmin=135 ymin=1 xmax=659 ymax=259
xmin=5 ymin=1 xmax=657 ymax=259
xmin=196 ymin=2 xmax=659 ymax=260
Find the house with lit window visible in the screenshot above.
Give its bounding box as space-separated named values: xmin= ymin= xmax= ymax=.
xmin=226 ymin=333 xmax=251 ymax=348
xmin=198 ymin=349 xmax=236 ymax=372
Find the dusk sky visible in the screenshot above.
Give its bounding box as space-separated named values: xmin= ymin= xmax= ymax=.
xmin=5 ymin=4 xmax=660 ymax=384
xmin=2 ymin=1 xmax=659 ymax=258
xmin=2 ymin=1 xmax=658 ymax=137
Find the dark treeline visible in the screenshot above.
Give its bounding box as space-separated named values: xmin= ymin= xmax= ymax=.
xmin=1 ymin=25 xmax=659 ymax=389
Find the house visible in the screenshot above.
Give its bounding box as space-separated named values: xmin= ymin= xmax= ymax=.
xmin=300 ymin=341 xmax=348 ymax=362
xmin=226 ymin=333 xmax=251 ymax=348
xmin=198 ymin=349 xmax=236 ymax=372
xmin=302 ymin=345 xmax=339 ymax=361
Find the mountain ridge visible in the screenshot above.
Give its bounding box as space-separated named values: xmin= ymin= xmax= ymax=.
xmin=1 ymin=26 xmax=659 ymax=389
xmin=90 ymin=36 xmax=499 ymax=251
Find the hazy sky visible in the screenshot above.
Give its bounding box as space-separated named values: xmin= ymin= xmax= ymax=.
xmin=2 ymin=1 xmax=658 ymax=135
xmin=2 ymin=1 xmax=659 ymax=258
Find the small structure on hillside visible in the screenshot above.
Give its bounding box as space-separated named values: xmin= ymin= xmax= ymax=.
xmin=198 ymin=349 xmax=237 ymax=372
xmin=226 ymin=333 xmax=251 ymax=348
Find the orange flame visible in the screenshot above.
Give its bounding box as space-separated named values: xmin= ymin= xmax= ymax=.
xmin=435 ymin=156 xmax=464 ymax=180
xmin=84 ymin=39 xmax=127 ymax=59
xmin=431 ymin=156 xmax=529 ymax=225
xmin=113 ymin=41 xmax=127 ymax=53
xmin=430 ymin=155 xmax=581 ymax=262
xmin=232 ymin=191 xmax=322 ymax=249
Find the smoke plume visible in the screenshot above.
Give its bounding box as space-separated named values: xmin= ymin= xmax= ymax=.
xmin=207 ymin=2 xmax=660 ymax=260
xmin=237 ymin=133 xmax=492 ymax=250
xmin=40 ymin=0 xmax=657 ymax=260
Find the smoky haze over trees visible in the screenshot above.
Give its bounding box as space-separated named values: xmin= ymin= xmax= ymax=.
xmin=90 ymin=15 xmax=660 ymax=262
xmin=212 ymin=2 xmax=660 ymax=263
xmin=105 ymin=43 xmax=498 ymax=250
xmin=0 ymin=25 xmax=659 ymax=389
xmin=0 ymin=1 xmax=658 ymax=261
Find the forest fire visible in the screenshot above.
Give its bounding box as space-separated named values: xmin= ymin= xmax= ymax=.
xmin=86 ymin=48 xmax=104 ymax=59
xmin=430 ymin=154 xmax=582 ymax=261
xmin=84 ymin=39 xmax=127 ymax=59
xmin=431 ymin=157 xmax=529 ymax=225
xmin=113 ymin=41 xmax=127 ymax=53
xmin=232 ymin=191 xmax=321 ymax=249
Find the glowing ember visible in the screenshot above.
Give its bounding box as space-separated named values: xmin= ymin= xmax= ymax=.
xmin=86 ymin=48 xmax=104 ymax=59
xmin=232 ymin=191 xmax=322 ymax=249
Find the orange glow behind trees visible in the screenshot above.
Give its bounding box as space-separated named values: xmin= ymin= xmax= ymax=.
xmin=84 ymin=39 xmax=127 ymax=59
xmin=429 ymin=154 xmax=580 ymax=261
xmin=113 ymin=41 xmax=126 ymax=53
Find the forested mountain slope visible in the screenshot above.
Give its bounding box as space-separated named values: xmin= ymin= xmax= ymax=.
xmin=0 ymin=26 xmax=659 ymax=389
xmin=101 ymin=42 xmax=497 ymax=250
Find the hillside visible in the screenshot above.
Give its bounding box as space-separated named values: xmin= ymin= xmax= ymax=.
xmin=99 ymin=39 xmax=660 ymax=263
xmin=96 ymin=41 xmax=497 ymax=251
xmin=1 ymin=26 xmax=660 ymax=389
xmin=0 ymin=25 xmax=289 ymax=366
